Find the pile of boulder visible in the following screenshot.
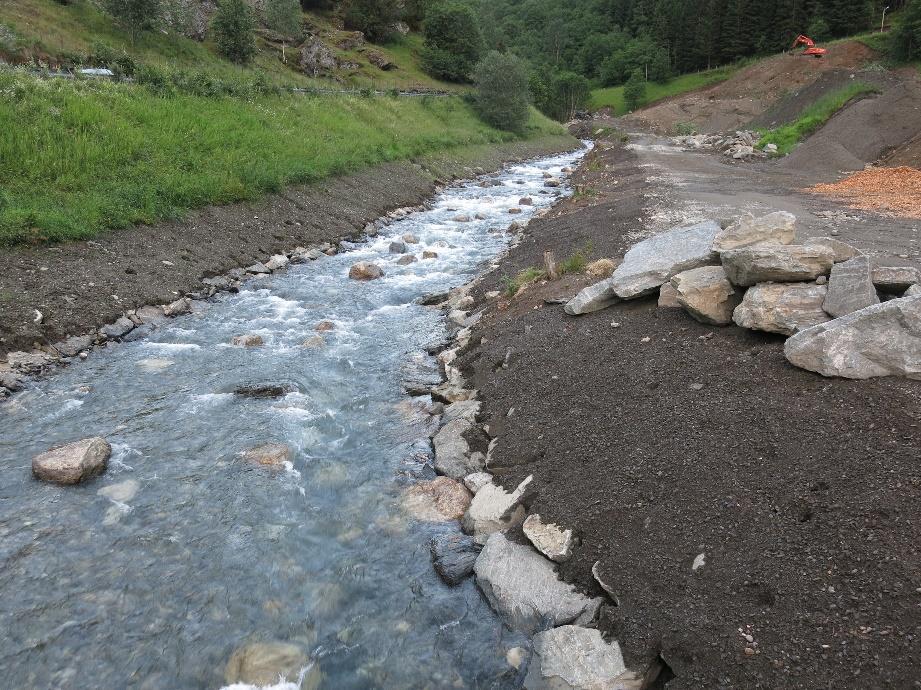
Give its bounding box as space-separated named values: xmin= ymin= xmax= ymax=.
xmin=673 ymin=130 xmax=777 ymax=160
xmin=566 ymin=211 xmax=921 ymax=380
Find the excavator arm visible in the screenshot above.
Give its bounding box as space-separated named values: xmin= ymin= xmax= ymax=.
xmin=791 ymin=34 xmax=827 ymax=58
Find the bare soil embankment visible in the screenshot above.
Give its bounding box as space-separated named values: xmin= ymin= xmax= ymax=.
xmin=0 ymin=135 xmax=575 ymax=359
xmin=456 ymin=138 xmax=921 ymax=688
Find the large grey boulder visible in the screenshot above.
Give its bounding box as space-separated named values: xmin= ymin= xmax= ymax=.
xmin=670 ymin=265 xmax=741 ymax=325
xmin=463 ymin=476 xmax=532 ymax=544
xmin=712 ymin=211 xmax=796 ymax=253
xmin=433 ymin=418 xmax=485 ymax=479
xmin=809 ymin=237 xmax=860 ymax=263
xmin=823 ymin=256 xmax=879 ymax=318
xmin=564 ymin=280 xmax=620 ymax=315
xmin=55 ymin=335 xmax=94 ymax=357
xmin=785 ymin=296 xmax=921 ymax=379
xmin=525 ymin=626 xmax=627 ymax=690
xmin=873 ymin=265 xmax=921 ymax=293
xmin=733 ymin=283 xmax=831 ymax=335
xmin=609 ymin=220 xmax=720 ymax=299
xmin=474 ymin=533 xmax=602 ymax=634
xmin=431 ymin=533 xmax=481 ymax=586
xmin=100 ymin=316 xmax=135 ymax=340
xmin=32 ymin=437 xmax=111 ymax=485
xmin=721 ymin=245 xmax=834 ymax=286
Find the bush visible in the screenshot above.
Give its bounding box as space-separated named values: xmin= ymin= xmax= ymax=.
xmin=212 ymin=0 xmax=257 ymax=64
xmin=623 ymin=69 xmax=646 ymax=112
xmin=265 ymin=0 xmax=303 ymax=39
xmin=473 ymin=51 xmax=530 ymax=132
xmin=342 ymin=0 xmax=401 ymax=43
xmin=102 ymin=0 xmax=163 ymax=43
xmin=422 ymin=2 xmax=482 ymax=82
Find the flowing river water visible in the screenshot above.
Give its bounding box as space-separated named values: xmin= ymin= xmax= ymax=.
xmin=0 ymin=146 xmax=585 ymax=689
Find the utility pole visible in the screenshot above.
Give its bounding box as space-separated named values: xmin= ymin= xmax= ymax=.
xmin=882 ymin=5 xmax=890 ymax=33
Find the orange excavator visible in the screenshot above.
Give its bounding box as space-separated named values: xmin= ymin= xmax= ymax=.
xmin=791 ymin=34 xmax=827 ymax=58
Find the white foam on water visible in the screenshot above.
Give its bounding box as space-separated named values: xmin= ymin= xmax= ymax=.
xmin=109 ymin=443 xmax=139 ymax=472
xmin=142 ymin=343 xmax=201 ymax=352
xmin=219 ymin=663 xmax=316 ymax=690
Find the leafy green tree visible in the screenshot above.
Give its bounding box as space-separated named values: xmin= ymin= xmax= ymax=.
xmin=623 ymin=68 xmax=646 ymax=111
xmin=473 ymin=51 xmax=530 ymax=131
xmin=403 ymin=0 xmax=431 ymax=30
xmin=422 ymin=2 xmax=483 ymax=82
xmin=891 ymin=0 xmax=921 ymax=61
xmin=342 ymin=0 xmax=402 ymax=43
xmin=212 ymin=0 xmax=257 ymax=64
xmin=103 ymin=0 xmax=162 ymax=43
xmin=531 ymin=70 xmax=590 ymax=121
xmin=265 ymin=0 xmax=303 ymax=39
xmin=599 ymin=36 xmax=670 ymax=86
xmin=807 ymin=16 xmax=832 ymax=42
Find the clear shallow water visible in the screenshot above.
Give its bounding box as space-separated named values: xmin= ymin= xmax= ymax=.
xmin=0 ymin=147 xmax=585 ymax=690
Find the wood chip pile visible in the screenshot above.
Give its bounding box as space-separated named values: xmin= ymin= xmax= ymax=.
xmin=809 ymin=166 xmax=921 ymax=218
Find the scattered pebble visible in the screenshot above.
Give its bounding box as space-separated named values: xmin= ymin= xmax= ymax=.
xmin=690 ymin=383 xmax=705 ymax=391
xmin=611 ymin=321 xmax=621 ymax=328
xmin=641 ymin=336 xmax=650 ymax=343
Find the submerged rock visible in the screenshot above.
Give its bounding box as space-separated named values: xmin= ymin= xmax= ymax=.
xmin=721 ymin=245 xmax=834 ymax=286
xmin=785 ymin=296 xmax=921 ymax=379
xmin=32 ymin=437 xmax=111 ymax=485
xmin=403 ymin=477 xmax=472 ymax=522
xmin=224 ymin=641 xmax=319 ymax=689
xmin=733 ymin=283 xmax=830 ymax=335
xmin=523 ymin=514 xmax=574 ymax=563
xmin=712 ymin=211 xmax=796 ymax=253
xmin=233 ymin=383 xmax=295 ymax=399
xmin=241 ymin=443 xmax=293 ymax=467
xmin=823 ymin=256 xmax=879 ymax=318
xmin=670 ymin=265 xmax=741 ymax=325
xmin=396 ymin=255 xmax=417 ymax=265
xmin=525 ymin=626 xmax=627 ymax=690
xmin=231 ymin=334 xmax=264 ymax=347
xmin=430 ymin=533 xmax=481 ymax=585
xmin=474 ymin=533 xmax=602 ymax=634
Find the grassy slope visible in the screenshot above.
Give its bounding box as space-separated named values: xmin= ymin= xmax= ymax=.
xmin=589 ymin=64 xmax=739 ymax=114
xmin=0 ymin=71 xmax=565 ymax=245
xmin=757 ymin=81 xmax=880 ymax=154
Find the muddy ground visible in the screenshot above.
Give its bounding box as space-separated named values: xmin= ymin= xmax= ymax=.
xmin=458 ymin=135 xmax=921 ymax=687
xmin=0 ymin=136 xmax=575 ymax=359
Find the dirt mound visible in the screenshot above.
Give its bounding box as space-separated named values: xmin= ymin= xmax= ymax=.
xmin=624 ymin=41 xmax=877 ymax=134
xmin=882 ymin=131 xmax=921 ymax=168
xmin=810 ymin=166 xmax=921 ymax=217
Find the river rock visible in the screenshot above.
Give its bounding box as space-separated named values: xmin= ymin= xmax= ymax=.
xmin=7 ymin=351 xmax=53 ymax=373
xmin=873 ymin=265 xmax=921 ymax=293
xmin=525 ymin=626 xmax=627 ymax=690
xmin=402 ymin=233 xmax=419 ymax=244
xmin=163 ymin=298 xmax=192 ymax=317
xmin=32 ymin=437 xmax=111 ymax=485
xmin=433 ymin=419 xmax=485 ymax=479
xmin=422 ymin=250 xmax=438 ymax=259
xmin=453 ymin=215 xmax=471 ymax=223
xmin=464 ymin=471 xmax=493 ymax=494
xmin=657 ymin=282 xmax=681 ymax=308
xmin=55 ymin=335 xmax=94 ymax=357
xmin=265 ymin=254 xmax=290 ymax=271
xmin=564 ymin=280 xmax=621 ymax=315
xmin=721 ymin=245 xmax=834 ymax=286
xmin=231 ymin=334 xmax=264 ymax=347
xmin=389 ymin=240 xmax=408 ymax=254
xmin=224 ymin=641 xmax=317 ymax=688
xmin=519 ymin=197 xmax=533 ymax=206
xmin=463 ymin=476 xmax=532 ymax=544
xmin=733 ymin=283 xmax=831 ymax=335
xmin=241 ymin=443 xmax=292 ymax=467
xmin=100 ymin=316 xmax=135 ymax=340
xmin=348 ymin=262 xmax=384 ymax=281
xmin=98 ymin=478 xmax=140 ymax=503
xmin=397 ymin=255 xmax=417 ymax=265
xmin=523 ymin=514 xmax=573 ymax=562
xmin=136 ymin=305 xmax=168 ymax=324
xmin=403 ymin=477 xmax=472 ymax=522
xmin=474 ymin=533 xmax=602 ymax=634
xmin=823 ymin=256 xmax=879 ymax=318
xmin=610 ymin=220 xmax=721 ymax=299
xmin=712 ymin=211 xmax=796 ymax=252
xmin=544 ymin=178 xmax=561 ymax=188
xmin=442 ymin=400 xmax=480 ymax=424
xmin=785 ymin=296 xmax=921 ymax=379
xmin=430 ymin=533 xmax=481 ymax=585
xmin=809 ymin=237 xmax=860 ymax=263
xmin=234 ymin=383 xmax=295 ymax=398
xmin=670 ymin=265 xmax=741 ymax=325
xmin=246 ymin=262 xmax=271 ymax=275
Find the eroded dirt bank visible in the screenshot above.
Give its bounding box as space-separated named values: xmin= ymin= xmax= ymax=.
xmin=0 ymin=135 xmax=575 ymax=358
xmin=457 ymin=137 xmax=921 ymax=687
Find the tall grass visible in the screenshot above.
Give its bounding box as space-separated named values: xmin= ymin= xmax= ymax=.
xmin=589 ymin=64 xmax=740 ymax=114
xmin=0 ymin=71 xmax=564 ymax=246
xmin=757 ymin=82 xmax=880 ymax=154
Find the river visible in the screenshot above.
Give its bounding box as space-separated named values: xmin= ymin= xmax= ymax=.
xmin=0 ymin=146 xmax=585 ymax=689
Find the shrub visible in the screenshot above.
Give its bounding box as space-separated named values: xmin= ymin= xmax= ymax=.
xmin=265 ymin=0 xmax=303 ymax=39
xmin=212 ymin=0 xmax=257 ymax=64
xmin=502 ymin=267 xmax=544 ymax=297
xmin=473 ymin=51 xmax=530 ymax=132
xmin=623 ymin=69 xmax=646 ymax=112
xmin=102 ymin=0 xmax=163 ymax=43
xmin=342 ymin=0 xmax=401 ymax=43
xmin=422 ymin=2 xmax=482 ymax=82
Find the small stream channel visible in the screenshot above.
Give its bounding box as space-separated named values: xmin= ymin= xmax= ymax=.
xmin=0 ymin=146 xmax=585 ymax=689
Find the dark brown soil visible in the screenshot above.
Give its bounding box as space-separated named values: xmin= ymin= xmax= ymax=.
xmin=0 ymin=136 xmax=574 ymax=359
xmin=458 ymin=139 xmax=921 ymax=688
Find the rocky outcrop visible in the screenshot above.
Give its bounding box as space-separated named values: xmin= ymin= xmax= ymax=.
xmin=823 ymin=256 xmax=879 ymax=318
xmin=523 ymin=514 xmax=573 ymax=563
xmin=721 ymin=245 xmax=834 ymax=286
xmin=785 ymin=296 xmax=921 ymax=379
xmin=32 ymin=437 xmax=111 ymax=485
xmin=733 ymin=283 xmax=830 ymax=335
xmin=348 ymin=262 xmax=384 ymax=280
xmin=670 ymin=265 xmax=741 ymax=325
xmin=525 ymin=626 xmax=627 ymax=690
xmin=463 ymin=476 xmax=532 ymax=543
xmin=712 ymin=211 xmax=796 ymax=253
xmin=367 ymin=50 xmax=394 ymax=70
xmin=872 ymin=265 xmax=921 ymax=293
xmin=430 ymin=533 xmax=481 ymax=586
xmin=403 ymin=477 xmax=472 ymax=522
xmin=474 ymin=533 xmax=602 ymax=634
xmin=300 ymin=36 xmax=338 ymax=76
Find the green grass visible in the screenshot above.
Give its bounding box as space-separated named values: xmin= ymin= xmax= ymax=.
xmin=0 ymin=70 xmax=564 ymax=246
xmin=589 ymin=64 xmax=740 ymax=114
xmin=757 ymin=81 xmax=880 ymax=155
xmin=502 ymin=266 xmax=545 ymax=296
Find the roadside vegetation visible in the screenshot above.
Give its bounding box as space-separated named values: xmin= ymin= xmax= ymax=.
xmin=757 ymin=81 xmax=880 ymax=154
xmin=589 ymin=64 xmax=739 ymax=114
